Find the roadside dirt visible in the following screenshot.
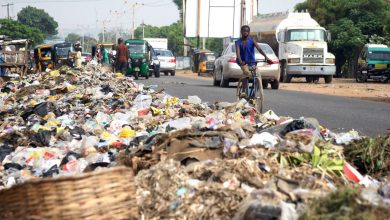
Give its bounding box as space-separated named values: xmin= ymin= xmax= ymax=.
xmin=177 ymin=70 xmax=390 ymax=103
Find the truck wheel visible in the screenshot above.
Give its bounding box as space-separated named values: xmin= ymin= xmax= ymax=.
xmin=262 ymin=80 xmax=269 ymax=89
xmin=306 ymin=76 xmax=314 ymax=83
xmin=280 ymin=63 xmax=285 ymax=82
xmin=281 ymin=63 xmax=292 ymax=83
xmin=170 ymin=70 xmax=175 ymax=76
xmin=283 ymin=74 xmax=292 ymax=83
xmin=324 ymin=75 xmax=333 ymax=84
xmin=271 ymin=80 xmax=280 ymax=90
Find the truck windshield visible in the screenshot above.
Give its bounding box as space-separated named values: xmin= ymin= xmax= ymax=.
xmin=368 ymin=51 xmax=390 ymax=61
xmin=127 ymin=43 xmax=146 ymax=54
xmin=287 ymin=29 xmax=326 ymax=42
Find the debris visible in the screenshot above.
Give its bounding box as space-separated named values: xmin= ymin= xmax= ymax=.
xmin=0 ymin=63 xmax=388 ymax=219
xmin=344 ymin=133 xmax=390 ymax=177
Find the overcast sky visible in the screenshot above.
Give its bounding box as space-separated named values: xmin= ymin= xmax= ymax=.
xmin=1 ymin=0 xmax=303 ymax=38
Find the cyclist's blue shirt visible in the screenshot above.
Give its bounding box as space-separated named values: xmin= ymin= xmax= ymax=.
xmin=235 ymin=36 xmax=256 ymax=65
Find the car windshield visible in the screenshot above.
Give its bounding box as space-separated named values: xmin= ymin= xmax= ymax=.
xmin=368 ymin=51 xmax=390 ymax=61
xmin=127 ymin=43 xmax=146 ymax=54
xmin=287 ymin=29 xmax=326 ymax=41
xmin=229 ymin=43 xmax=274 ymax=56
xmin=258 ymin=44 xmax=275 ymax=55
xmin=156 ymin=50 xmax=173 ymax=57
xmin=55 ymin=47 xmax=72 ymax=56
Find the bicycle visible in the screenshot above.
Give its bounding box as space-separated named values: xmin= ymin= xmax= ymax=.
xmin=236 ymin=63 xmax=264 ymax=113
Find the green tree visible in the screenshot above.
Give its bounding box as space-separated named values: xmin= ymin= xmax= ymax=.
xmin=0 ymin=19 xmax=44 ymax=44
xmin=295 ymin=0 xmax=390 ymax=77
xmin=65 ymin=33 xmax=98 ymax=53
xmin=17 ymin=6 xmax=58 ymax=36
xmin=134 ymin=22 xmax=185 ymax=55
xmin=172 ymin=0 xmax=183 ymax=20
xmin=207 ymin=38 xmax=223 ymax=55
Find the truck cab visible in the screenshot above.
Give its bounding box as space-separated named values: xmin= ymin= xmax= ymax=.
xmin=276 ymin=13 xmax=336 ymax=83
xmin=250 ymin=12 xmax=336 ymax=84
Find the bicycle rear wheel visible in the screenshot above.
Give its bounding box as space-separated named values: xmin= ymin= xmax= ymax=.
xmin=253 ymin=76 xmax=264 ymax=113
xmin=236 ymin=78 xmax=245 ymax=100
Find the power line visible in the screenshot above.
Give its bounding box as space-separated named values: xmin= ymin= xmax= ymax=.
xmin=1 ymin=3 xmax=14 ymax=19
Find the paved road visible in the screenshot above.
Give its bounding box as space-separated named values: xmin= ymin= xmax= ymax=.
xmin=140 ymin=75 xmax=390 ymax=136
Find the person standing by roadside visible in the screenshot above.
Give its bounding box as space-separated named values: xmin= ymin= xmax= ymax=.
xmin=116 ymin=38 xmax=129 ymax=75
xmin=74 ymin=41 xmax=82 ymax=68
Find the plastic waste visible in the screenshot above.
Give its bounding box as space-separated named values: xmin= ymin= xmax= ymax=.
xmin=249 ymin=132 xmax=278 ymax=148
xmin=0 ymin=145 xmax=14 ymax=162
xmin=133 ymin=94 xmax=152 ymax=110
xmin=280 ymin=119 xmax=315 ymax=136
xmin=262 ymin=110 xmax=280 ymax=121
xmin=334 ymin=130 xmax=360 ymax=145
xmin=118 ymin=127 xmax=136 ymax=138
xmin=161 ymin=117 xmax=191 ymax=132
xmin=187 ymin=96 xmax=202 ymax=105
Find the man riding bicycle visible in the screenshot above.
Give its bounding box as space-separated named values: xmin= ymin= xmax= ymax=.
xmin=235 ymin=25 xmax=272 ymax=96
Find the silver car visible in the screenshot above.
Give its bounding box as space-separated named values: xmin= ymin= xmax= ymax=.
xmin=155 ymin=48 xmax=176 ymax=76
xmin=213 ymin=42 xmax=280 ymax=89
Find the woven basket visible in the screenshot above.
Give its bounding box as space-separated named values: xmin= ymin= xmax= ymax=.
xmin=0 ymin=166 xmax=138 ymax=220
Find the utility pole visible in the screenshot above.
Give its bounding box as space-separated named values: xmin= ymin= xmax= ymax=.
xmin=183 ymin=0 xmax=188 ymax=56
xmin=141 ymin=21 xmax=145 ymax=39
xmin=2 ymin=3 xmax=14 ymax=20
xmin=240 ymin=0 xmax=246 ymax=27
xmin=131 ymin=3 xmax=144 ymax=39
xmin=196 ymin=0 xmax=201 ymax=49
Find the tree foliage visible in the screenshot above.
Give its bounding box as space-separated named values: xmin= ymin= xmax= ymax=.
xmin=134 ymin=21 xmax=223 ymax=56
xmin=0 ymin=19 xmax=44 ymax=44
xmin=17 ymin=6 xmax=58 ymax=36
xmin=65 ymin=33 xmax=98 ymax=53
xmin=131 ymin=1 xmax=223 ymax=55
xmin=295 ymin=0 xmax=390 ymax=77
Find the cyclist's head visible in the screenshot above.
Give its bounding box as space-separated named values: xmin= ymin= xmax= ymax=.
xmin=241 ymin=25 xmax=250 ymax=38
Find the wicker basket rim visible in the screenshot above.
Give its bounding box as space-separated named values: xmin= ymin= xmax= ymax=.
xmin=0 ymin=166 xmax=133 ymax=193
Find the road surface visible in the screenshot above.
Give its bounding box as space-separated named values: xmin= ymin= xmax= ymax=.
xmin=140 ymin=75 xmax=390 ymax=136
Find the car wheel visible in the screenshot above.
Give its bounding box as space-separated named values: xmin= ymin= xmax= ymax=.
xmin=170 ymin=70 xmax=175 ymax=76
xmin=271 ymin=80 xmax=279 ymax=90
xmin=154 ymin=69 xmax=160 ymax=78
xmin=262 ymin=80 xmax=269 ymax=89
xmin=213 ymin=68 xmax=221 ymax=86
xmin=220 ymin=69 xmax=229 ymax=87
xmin=324 ymin=75 xmax=333 ymax=84
xmin=164 ymin=72 xmax=169 ymax=76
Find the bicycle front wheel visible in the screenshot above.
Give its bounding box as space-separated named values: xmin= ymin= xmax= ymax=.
xmin=253 ymin=77 xmax=264 ymax=113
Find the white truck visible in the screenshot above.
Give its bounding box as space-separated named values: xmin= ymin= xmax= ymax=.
xmin=144 ymin=38 xmax=168 ymax=50
xmin=250 ymin=12 xmax=336 ymax=83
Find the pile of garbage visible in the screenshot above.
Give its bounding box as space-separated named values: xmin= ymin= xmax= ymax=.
xmin=0 ymin=65 xmax=389 ymax=219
